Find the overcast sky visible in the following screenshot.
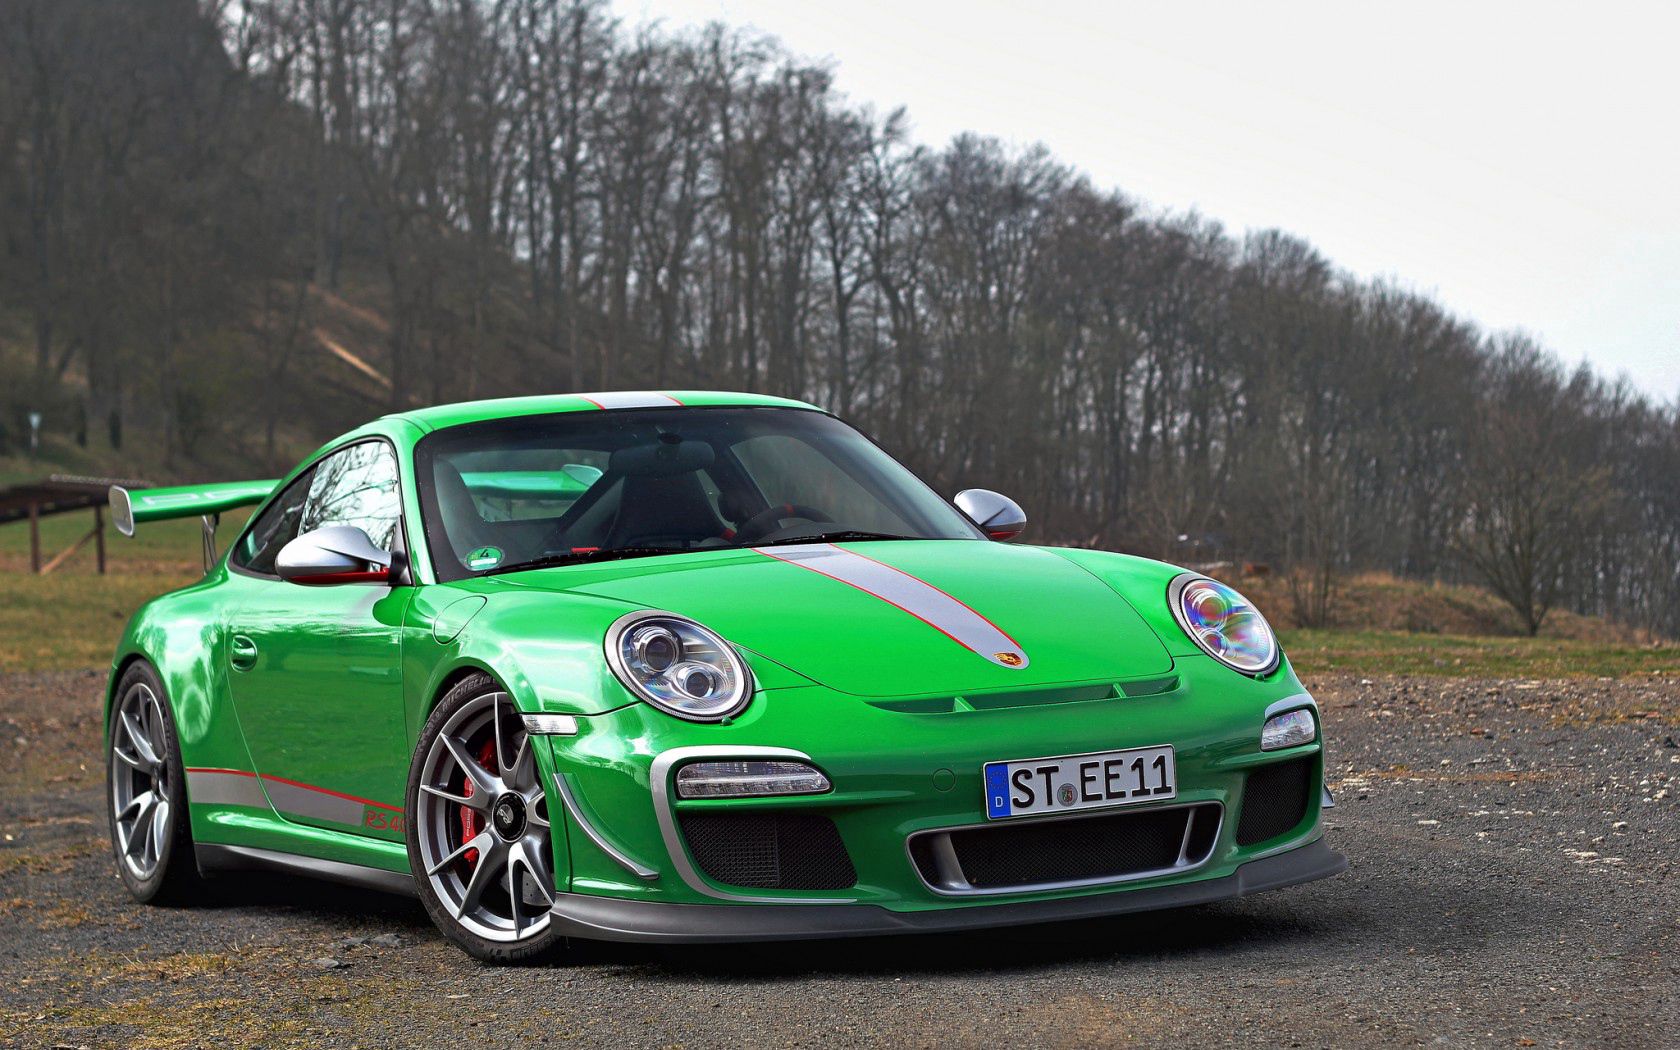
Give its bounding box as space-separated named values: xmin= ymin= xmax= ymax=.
xmin=614 ymin=0 xmax=1679 ymax=402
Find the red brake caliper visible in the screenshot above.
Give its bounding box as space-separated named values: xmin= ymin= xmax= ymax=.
xmin=458 ymin=738 xmax=497 ymax=867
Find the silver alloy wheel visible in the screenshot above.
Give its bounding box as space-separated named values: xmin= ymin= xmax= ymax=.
xmin=110 ymin=682 xmax=172 ymax=880
xmin=414 ymin=692 xmax=555 ymax=943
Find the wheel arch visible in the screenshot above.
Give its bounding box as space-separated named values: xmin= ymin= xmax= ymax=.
xmin=423 ymin=660 xmax=511 ymax=721
xmin=104 ymin=649 xmax=153 ymax=745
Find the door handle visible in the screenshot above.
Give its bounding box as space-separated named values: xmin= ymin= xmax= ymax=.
xmin=230 ymin=634 xmax=259 ymax=671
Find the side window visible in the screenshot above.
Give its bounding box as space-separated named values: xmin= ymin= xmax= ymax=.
xmin=301 ymin=442 xmax=402 ymax=551
xmin=230 ymin=468 xmax=315 ymax=575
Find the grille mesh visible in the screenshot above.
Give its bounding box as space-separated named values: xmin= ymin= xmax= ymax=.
xmin=1236 ymin=757 xmax=1313 ymax=846
xmin=678 ymin=811 xmax=857 ymax=890
xmin=915 ymin=804 xmax=1219 ymax=891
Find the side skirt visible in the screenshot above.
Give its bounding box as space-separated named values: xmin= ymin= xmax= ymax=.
xmin=196 ymin=843 xmax=417 ymax=898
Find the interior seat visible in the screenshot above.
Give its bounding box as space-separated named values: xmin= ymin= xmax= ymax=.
xmin=433 ymin=460 xmax=494 ymax=561
xmin=603 ymin=472 xmax=724 ymax=549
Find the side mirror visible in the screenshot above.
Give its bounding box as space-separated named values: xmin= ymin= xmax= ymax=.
xmin=275 ymin=525 xmax=393 ymax=585
xmin=954 ymin=489 xmax=1027 ymax=542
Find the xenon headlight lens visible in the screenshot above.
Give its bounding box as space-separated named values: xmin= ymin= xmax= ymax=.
xmin=607 ymin=613 xmax=750 ymax=721
xmin=1169 ymin=575 xmax=1280 ymax=675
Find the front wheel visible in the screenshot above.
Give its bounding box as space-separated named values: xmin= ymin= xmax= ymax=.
xmin=107 ymin=661 xmax=201 ymax=904
xmin=406 ymin=673 xmax=565 ymax=964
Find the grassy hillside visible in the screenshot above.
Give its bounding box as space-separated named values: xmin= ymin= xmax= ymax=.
xmin=0 ymin=278 xmax=405 ymax=489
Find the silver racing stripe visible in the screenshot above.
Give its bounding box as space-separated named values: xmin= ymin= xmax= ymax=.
xmin=260 ymin=776 xmax=372 ymax=827
xmin=184 ymin=768 xmax=269 ymax=808
xmin=576 ymin=391 xmax=684 ymax=409
xmin=758 ymin=543 xmax=1029 ymax=668
xmin=185 ymin=768 xmax=401 ymax=828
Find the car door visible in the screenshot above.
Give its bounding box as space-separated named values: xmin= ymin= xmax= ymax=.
xmin=224 ymin=439 xmax=414 ymax=840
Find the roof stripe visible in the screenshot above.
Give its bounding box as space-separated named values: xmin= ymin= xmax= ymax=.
xmin=757 ymin=543 xmax=1029 ymax=668
xmin=575 ymin=391 xmax=684 ymax=410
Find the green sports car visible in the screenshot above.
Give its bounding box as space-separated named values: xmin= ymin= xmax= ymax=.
xmin=104 ymin=391 xmax=1345 ymax=963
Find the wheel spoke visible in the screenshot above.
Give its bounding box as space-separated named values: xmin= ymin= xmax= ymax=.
xmin=504 ymin=731 xmax=534 ymax=792
xmin=427 ymin=829 xmax=493 ymax=877
xmin=113 ymin=807 xmax=133 ymax=856
xmin=506 ymin=853 xmax=522 ymax=933
xmin=440 ymin=733 xmax=501 ymax=798
xmin=117 ymin=789 xmax=152 ymax=825
xmin=491 ymin=698 xmax=509 ymax=778
xmin=150 ymin=797 xmax=171 ymax=862
xmin=125 ymin=792 xmax=158 ymax=860
xmin=455 ymin=839 xmax=506 ymax=919
xmin=143 ymin=690 xmax=169 ymax=765
xmin=121 ymin=710 xmax=160 ymax=769
xmin=517 ymin=838 xmax=556 ymax=907
xmin=113 ymin=744 xmax=150 ymax=773
xmin=420 ymin=782 xmax=483 ymax=810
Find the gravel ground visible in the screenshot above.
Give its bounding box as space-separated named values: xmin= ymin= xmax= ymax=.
xmin=0 ymin=669 xmax=1674 ymax=1048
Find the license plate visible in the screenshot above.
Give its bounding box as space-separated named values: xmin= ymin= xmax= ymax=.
xmin=984 ymin=745 xmax=1175 ymax=820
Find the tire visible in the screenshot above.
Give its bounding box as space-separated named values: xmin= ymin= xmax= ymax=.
xmin=406 ymin=672 xmax=566 ymax=965
xmin=107 ymin=660 xmax=202 ymax=905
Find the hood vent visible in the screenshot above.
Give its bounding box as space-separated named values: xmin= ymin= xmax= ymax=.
xmin=866 ymin=675 xmax=1179 ymax=715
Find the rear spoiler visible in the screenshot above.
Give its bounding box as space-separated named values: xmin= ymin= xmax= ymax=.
xmin=110 ymin=479 xmax=278 ymax=570
xmin=108 ymin=479 xmax=279 ymax=537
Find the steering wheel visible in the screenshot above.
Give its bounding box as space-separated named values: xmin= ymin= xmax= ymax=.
xmin=735 ymin=503 xmax=833 ymax=541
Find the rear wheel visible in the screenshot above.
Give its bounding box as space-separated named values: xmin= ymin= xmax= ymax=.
xmin=107 ymin=661 xmax=201 ymax=904
xmin=407 ymin=673 xmax=564 ymax=964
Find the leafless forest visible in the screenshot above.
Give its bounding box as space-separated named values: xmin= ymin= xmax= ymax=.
xmin=1 ymin=0 xmax=1676 ymax=637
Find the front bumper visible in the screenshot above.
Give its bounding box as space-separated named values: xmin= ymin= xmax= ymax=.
xmin=535 ymin=653 xmax=1341 ymax=929
xmin=546 ymin=835 xmax=1347 ymax=943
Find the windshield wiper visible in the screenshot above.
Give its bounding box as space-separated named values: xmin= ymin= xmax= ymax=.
xmin=483 ymin=546 xmax=692 ymax=575
xmin=749 ymin=530 xmax=916 ymax=548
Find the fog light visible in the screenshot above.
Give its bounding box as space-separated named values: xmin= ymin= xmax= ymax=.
xmin=675 ymin=760 xmax=831 ymax=799
xmin=1261 ymin=708 xmax=1316 ymax=750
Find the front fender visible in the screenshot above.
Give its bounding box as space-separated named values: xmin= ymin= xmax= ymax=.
xmin=405 ymin=585 xmax=643 ymax=726
xmin=403 ymin=583 xmax=818 ymax=739
xmin=1044 ymin=545 xmax=1306 ymax=688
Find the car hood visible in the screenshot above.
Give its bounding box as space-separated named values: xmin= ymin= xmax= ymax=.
xmin=494 ymin=541 xmax=1173 ymax=697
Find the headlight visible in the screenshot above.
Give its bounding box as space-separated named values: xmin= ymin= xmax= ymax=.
xmin=1167 ymin=574 xmax=1280 ymax=675
xmin=605 ymin=612 xmax=751 ymax=721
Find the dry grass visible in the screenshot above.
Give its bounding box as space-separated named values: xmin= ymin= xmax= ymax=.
xmin=1246 ymin=569 xmax=1653 ymax=643
xmin=0 ymin=510 xmax=240 ymax=671
xmin=1281 ymin=627 xmax=1677 ymax=678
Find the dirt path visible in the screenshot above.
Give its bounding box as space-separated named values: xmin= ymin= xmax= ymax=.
xmin=1 ymin=670 xmax=1674 ymax=1048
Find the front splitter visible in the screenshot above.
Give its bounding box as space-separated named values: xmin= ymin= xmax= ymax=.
xmin=547 ymin=836 xmax=1348 ymax=943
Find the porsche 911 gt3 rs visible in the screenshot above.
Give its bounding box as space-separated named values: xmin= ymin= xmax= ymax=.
xmin=104 ymin=391 xmax=1345 ymax=963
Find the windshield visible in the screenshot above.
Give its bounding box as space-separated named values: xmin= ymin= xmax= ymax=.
xmin=414 ymin=406 xmax=983 ymax=580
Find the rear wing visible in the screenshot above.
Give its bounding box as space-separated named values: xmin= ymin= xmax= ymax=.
xmin=109 ymin=479 xmax=278 ymax=570
xmin=108 ymin=479 xmax=278 ymax=537
xmin=461 ymin=465 xmax=603 ymax=501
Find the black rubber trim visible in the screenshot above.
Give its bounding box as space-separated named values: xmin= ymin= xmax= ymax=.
xmin=195 ymin=843 xmax=415 ymax=896
xmin=546 ymin=836 xmax=1348 ymax=944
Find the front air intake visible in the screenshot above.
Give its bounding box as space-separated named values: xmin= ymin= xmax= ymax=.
xmin=677 ymin=811 xmax=857 ymax=891
xmin=1236 ymin=756 xmax=1313 ymax=846
xmin=909 ymin=802 xmax=1222 ymax=894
